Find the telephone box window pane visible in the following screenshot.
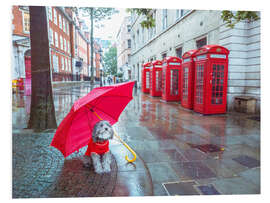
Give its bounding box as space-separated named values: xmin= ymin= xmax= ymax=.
xmin=211 ymin=63 xmax=225 ymax=105
xmin=156 ymin=71 xmax=162 ymax=91
xmin=170 ymin=69 xmax=179 ymax=95
xmin=162 ymin=70 xmax=166 ymax=94
xmin=195 ymin=64 xmax=204 ymax=104
xmin=182 ymin=67 xmax=189 ymax=99
xmin=149 ymin=71 xmax=152 ymax=89
xmin=146 ymin=72 xmax=150 ymax=88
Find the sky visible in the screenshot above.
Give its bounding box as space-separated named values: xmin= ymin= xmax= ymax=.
xmin=79 ymin=8 xmax=129 ymax=41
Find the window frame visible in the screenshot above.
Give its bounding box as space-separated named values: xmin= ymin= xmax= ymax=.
xmin=22 ymin=11 xmax=30 ymax=34
xmin=53 ymin=9 xmax=57 ymax=25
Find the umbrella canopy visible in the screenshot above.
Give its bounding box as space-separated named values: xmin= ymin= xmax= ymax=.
xmin=50 ymin=81 xmax=135 ymax=158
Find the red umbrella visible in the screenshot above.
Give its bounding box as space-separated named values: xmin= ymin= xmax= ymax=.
xmin=50 ymin=81 xmax=136 ymax=161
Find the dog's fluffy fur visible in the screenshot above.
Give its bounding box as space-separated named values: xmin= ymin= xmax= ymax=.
xmin=82 ymin=120 xmax=114 ymax=174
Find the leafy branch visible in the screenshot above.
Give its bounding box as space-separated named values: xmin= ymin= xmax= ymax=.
xmin=221 ymin=11 xmax=259 ymax=28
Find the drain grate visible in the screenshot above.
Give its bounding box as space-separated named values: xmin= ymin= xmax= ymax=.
xmin=163 ymin=181 xmax=199 ymax=196
xmin=195 ymin=184 xmax=220 ymax=195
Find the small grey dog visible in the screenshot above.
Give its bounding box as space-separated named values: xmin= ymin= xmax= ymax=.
xmin=82 ymin=120 xmax=114 ymax=174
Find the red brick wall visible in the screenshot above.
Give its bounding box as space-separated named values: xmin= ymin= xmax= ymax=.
xmin=49 ymin=7 xmax=72 ymax=75
xmin=12 ymin=6 xmax=29 ymax=37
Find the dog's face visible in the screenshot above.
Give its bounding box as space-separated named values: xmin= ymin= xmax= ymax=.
xmin=92 ymin=120 xmax=114 ymax=143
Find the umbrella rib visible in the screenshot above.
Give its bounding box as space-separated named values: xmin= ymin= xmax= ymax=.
xmin=89 ymin=95 xmax=133 ymax=110
xmin=88 ymin=105 xmax=117 ymax=122
xmin=87 ymin=95 xmax=133 ymax=122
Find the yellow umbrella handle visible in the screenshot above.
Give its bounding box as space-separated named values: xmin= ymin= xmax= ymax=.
xmin=113 ymin=130 xmax=137 ymax=163
xmin=92 ymin=109 xmax=137 ymax=163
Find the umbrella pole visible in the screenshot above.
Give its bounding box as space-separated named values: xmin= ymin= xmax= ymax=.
xmin=113 ymin=130 xmax=137 ymax=163
xmin=92 ymin=110 xmax=137 ymax=163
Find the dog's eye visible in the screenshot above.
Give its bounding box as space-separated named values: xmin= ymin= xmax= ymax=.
xmin=100 ymin=124 xmax=103 ymax=127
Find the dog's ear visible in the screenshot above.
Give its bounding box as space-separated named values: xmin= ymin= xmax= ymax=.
xmin=92 ymin=122 xmax=99 ymax=142
xmin=104 ymin=121 xmax=114 ymax=139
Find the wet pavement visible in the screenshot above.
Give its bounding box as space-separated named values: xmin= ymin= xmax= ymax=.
xmin=12 ymin=82 xmax=260 ymax=197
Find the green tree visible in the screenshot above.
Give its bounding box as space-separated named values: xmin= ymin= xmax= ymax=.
xmin=221 ymin=11 xmax=259 ymax=28
xmin=127 ymin=9 xmax=259 ymax=29
xmin=77 ymin=7 xmax=118 ymax=86
xmin=103 ymin=46 xmax=117 ymax=76
xmin=28 ymin=6 xmax=57 ymax=131
xmin=126 ymin=8 xmax=155 ymax=29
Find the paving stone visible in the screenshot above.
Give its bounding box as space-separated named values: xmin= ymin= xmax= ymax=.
xmin=147 ymin=162 xmax=180 ymax=184
xmin=232 ymin=155 xmax=260 ymax=168
xmin=238 ymin=167 xmax=260 ymax=186
xmin=212 ymin=177 xmax=260 ymax=194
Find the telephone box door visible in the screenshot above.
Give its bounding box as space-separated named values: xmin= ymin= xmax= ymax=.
xmin=206 ymin=62 xmax=228 ymax=113
xmin=194 ymin=61 xmax=206 ymax=113
xmin=181 ymin=65 xmax=189 ymax=106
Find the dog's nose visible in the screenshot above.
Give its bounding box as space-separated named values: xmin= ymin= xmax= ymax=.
xmin=105 ymin=128 xmax=108 ymax=131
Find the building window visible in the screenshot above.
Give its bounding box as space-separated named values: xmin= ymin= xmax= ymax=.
xmin=48 ymin=7 xmax=52 ymax=21
xmin=53 ymin=9 xmax=57 ymax=25
xmin=59 ymin=14 xmax=62 ymax=29
xmin=162 ymin=52 xmax=167 ymax=60
xmin=60 ymin=35 xmax=63 ymax=50
xmin=65 ymin=58 xmax=67 ymax=71
xmin=132 ymin=35 xmax=136 ymax=50
xmin=64 ymin=38 xmax=66 ymax=52
xmin=176 ymin=47 xmax=182 ymax=58
xmin=61 ymin=56 xmax=64 ymax=70
xmin=176 ymin=9 xmax=185 ymax=19
xmin=127 ymin=25 xmax=131 ymax=32
xmin=63 ymin=18 xmax=66 ymax=33
xmin=196 ymin=37 xmax=207 ymax=49
xmin=66 ymin=23 xmax=69 ymax=35
xmin=162 ymin=9 xmax=168 ymax=30
xmin=67 ymin=40 xmax=69 ymax=53
xmin=137 ymin=29 xmax=140 ymax=46
xmin=53 ymin=55 xmax=59 ymax=72
xmin=23 ymin=12 xmax=30 ymax=33
xmin=128 ymin=39 xmax=131 ymax=48
xmin=49 ymin=28 xmax=54 ymax=45
xmin=54 ymin=32 xmax=58 ymax=47
xmin=128 ymin=54 xmax=131 ymax=63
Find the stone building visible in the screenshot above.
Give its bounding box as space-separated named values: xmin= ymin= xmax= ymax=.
xmin=130 ymin=9 xmax=261 ymax=112
xmin=116 ymin=16 xmax=132 ymax=80
xmin=11 ymin=6 xmax=30 ymax=80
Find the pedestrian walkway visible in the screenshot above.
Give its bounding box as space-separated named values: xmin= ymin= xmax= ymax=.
xmin=12 ymin=83 xmax=152 ymax=198
xmin=119 ymin=92 xmax=260 ymax=195
xmin=12 ymin=83 xmax=260 ymax=197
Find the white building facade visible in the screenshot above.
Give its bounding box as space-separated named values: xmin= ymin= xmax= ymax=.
xmin=116 ymin=16 xmax=132 ymax=81
xmin=130 ymin=9 xmax=260 ymax=112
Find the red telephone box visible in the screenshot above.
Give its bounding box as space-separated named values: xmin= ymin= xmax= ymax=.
xmin=149 ymin=60 xmax=163 ymax=97
xmin=141 ymin=62 xmax=151 ymax=93
xmin=193 ymin=45 xmax=230 ymax=114
xmin=162 ymin=57 xmax=182 ymax=102
xmin=181 ymin=49 xmax=197 ymax=109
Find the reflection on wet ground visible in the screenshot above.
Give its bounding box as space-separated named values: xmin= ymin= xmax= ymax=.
xmin=12 ymin=83 xmax=260 ymax=196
